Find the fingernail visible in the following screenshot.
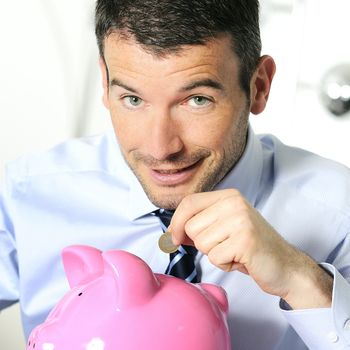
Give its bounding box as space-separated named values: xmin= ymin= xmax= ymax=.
xmin=171 ymin=235 xmax=180 ymax=246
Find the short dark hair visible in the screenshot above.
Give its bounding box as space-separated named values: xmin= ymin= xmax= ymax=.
xmin=95 ymin=0 xmax=262 ymax=95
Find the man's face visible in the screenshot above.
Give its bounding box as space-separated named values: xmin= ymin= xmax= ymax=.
xmin=102 ymin=34 xmax=253 ymax=209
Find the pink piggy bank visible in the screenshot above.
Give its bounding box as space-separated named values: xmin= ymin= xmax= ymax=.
xmin=27 ymin=245 xmax=231 ymax=350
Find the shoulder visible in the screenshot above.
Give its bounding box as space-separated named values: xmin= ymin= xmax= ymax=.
xmin=258 ymin=133 xmax=350 ymax=214
xmin=5 ymin=131 xmax=123 ymax=182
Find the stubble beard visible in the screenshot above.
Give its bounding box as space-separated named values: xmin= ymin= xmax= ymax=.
xmin=124 ymin=114 xmax=249 ymax=210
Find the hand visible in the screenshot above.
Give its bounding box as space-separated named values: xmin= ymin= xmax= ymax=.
xmin=169 ymin=189 xmax=333 ymax=309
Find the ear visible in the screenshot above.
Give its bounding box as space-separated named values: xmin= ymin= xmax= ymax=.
xmin=99 ymin=57 xmax=110 ymax=110
xmin=61 ymin=245 xmax=104 ymax=288
xmin=249 ymin=55 xmax=276 ymax=115
xmin=102 ymin=250 xmax=160 ymax=309
xmin=199 ymin=283 xmax=229 ymax=314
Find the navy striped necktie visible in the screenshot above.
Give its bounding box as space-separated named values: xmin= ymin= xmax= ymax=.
xmin=154 ymin=209 xmax=200 ymax=283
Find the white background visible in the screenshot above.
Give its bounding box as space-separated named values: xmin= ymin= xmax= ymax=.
xmin=0 ymin=0 xmax=349 ymax=348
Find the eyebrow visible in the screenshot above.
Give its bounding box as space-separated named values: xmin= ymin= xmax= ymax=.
xmin=110 ymin=77 xmax=224 ymax=95
xmin=110 ymin=78 xmax=140 ymax=94
xmin=179 ymin=78 xmax=224 ymax=93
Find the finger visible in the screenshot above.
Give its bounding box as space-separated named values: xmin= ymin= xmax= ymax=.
xmin=185 ymin=192 xmax=251 ymax=242
xmin=207 ymin=235 xmax=247 ymax=272
xmin=191 ymin=216 xmax=232 ymax=254
xmin=230 ymin=263 xmax=249 ymax=275
xmin=177 ymin=202 xmax=222 ymax=246
xmin=170 ymin=192 xmax=222 ymax=242
xmin=174 ymin=235 xmax=195 ymax=246
xmin=169 ymin=189 xmax=241 ymax=244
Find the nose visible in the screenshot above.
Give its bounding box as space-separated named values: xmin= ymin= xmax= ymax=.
xmin=145 ymin=108 xmax=184 ymax=161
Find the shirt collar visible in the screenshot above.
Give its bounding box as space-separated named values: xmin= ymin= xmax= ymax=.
xmin=126 ymin=125 xmax=263 ymax=221
xmin=128 ymin=172 xmax=159 ymax=221
xmin=107 ymin=130 xmax=159 ymax=221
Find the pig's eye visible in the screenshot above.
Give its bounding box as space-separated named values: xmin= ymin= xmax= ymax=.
xmin=78 ymin=292 xmax=83 ymax=296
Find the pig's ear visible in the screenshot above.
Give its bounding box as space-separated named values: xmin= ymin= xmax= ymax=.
xmin=200 ymin=283 xmax=229 ymax=314
xmin=102 ymin=250 xmax=160 ymax=309
xmin=62 ymin=245 xmax=104 ymax=288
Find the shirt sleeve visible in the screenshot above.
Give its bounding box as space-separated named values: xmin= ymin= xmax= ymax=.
xmin=0 ymin=182 xmax=20 ymax=310
xmin=280 ymin=260 xmax=350 ymax=349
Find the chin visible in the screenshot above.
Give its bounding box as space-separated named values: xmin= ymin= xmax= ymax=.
xmin=142 ymin=182 xmax=194 ymax=209
xmin=147 ymin=190 xmax=186 ymax=210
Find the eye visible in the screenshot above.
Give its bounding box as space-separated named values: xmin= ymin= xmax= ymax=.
xmin=188 ymin=95 xmax=212 ymax=108
xmin=123 ymin=95 xmax=144 ymax=108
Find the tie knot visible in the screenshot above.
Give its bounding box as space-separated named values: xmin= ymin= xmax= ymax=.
xmin=154 ymin=209 xmax=174 ymax=228
xmin=180 ymin=245 xmax=197 ymax=256
xmin=154 ymin=209 xmax=198 ymax=258
xmin=153 ymin=209 xmax=200 ymax=282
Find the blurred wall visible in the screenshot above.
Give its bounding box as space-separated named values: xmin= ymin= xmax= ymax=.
xmin=0 ymin=1 xmax=109 ymax=348
xmin=254 ymin=0 xmax=350 ymax=166
xmin=0 ymin=0 xmax=111 ymax=181
xmin=0 ymin=1 xmax=349 ymax=349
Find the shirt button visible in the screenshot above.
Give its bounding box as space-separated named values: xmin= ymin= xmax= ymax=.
xmin=327 ymin=331 xmax=339 ymax=343
xmin=344 ymin=319 xmax=350 ymax=331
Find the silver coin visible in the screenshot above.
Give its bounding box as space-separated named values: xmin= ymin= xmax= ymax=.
xmin=158 ymin=231 xmax=179 ymax=253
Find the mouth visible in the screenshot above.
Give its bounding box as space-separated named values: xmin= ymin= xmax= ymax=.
xmin=149 ymin=160 xmax=202 ymax=186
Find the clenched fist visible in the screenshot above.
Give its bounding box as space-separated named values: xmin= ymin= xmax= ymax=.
xmin=169 ymin=189 xmax=333 ymax=310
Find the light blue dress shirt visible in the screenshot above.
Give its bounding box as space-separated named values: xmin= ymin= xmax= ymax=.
xmin=1 ymin=127 xmax=350 ymax=349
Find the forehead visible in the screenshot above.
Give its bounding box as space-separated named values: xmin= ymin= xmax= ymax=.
xmin=103 ymin=33 xmax=240 ymax=83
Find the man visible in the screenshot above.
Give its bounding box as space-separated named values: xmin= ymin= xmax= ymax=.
xmin=0 ymin=1 xmax=349 ymax=349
